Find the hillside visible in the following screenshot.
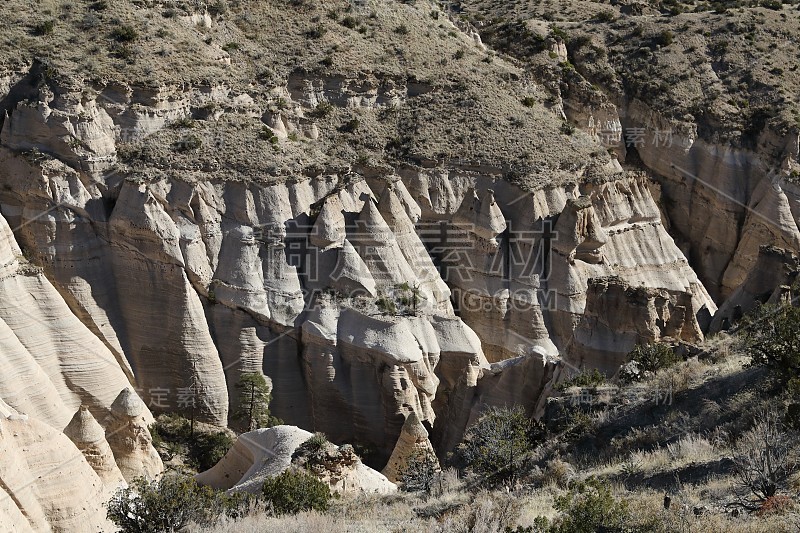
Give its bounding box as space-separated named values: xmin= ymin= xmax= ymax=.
xmin=0 ymin=0 xmax=799 ymax=531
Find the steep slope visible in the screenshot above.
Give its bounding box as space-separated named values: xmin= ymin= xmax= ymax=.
xmin=0 ymin=199 xmax=162 ymax=530
xmin=459 ymin=0 xmax=800 ymax=302
xmin=0 ymin=0 xmax=733 ymax=494
xmin=0 ymin=6 xmax=776 ymax=521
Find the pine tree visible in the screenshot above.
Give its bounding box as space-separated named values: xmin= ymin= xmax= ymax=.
xmin=233 ymin=373 xmax=280 ymax=431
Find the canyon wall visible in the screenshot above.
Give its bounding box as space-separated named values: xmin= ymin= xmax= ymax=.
xmin=0 ymin=213 xmax=162 ymax=530
xmin=0 ymin=75 xmax=723 ymax=465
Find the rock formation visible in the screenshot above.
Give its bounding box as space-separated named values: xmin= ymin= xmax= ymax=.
xmin=63 ymin=406 xmax=127 ymax=498
xmin=3 ymin=0 xmax=797 ymax=528
xmin=0 ymin=205 xmax=162 ymax=530
xmin=196 ymin=425 xmax=396 ymax=495
xmin=103 ymin=388 xmax=163 ymax=483
xmin=382 ymin=412 xmax=440 ymax=483
xmin=711 ymin=246 xmax=800 ymax=332
xmin=0 ymin=400 xmax=115 ymax=532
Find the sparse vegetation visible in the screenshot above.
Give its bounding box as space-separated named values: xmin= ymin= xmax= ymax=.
xmin=107 ymin=475 xmax=250 ymax=533
xmin=308 ymin=101 xmax=334 ymax=119
xmin=741 ymin=303 xmax=800 ymax=382
xmin=173 ymin=135 xmax=202 ymax=152
xmin=33 ymin=20 xmax=55 ymax=36
xmin=621 ymin=343 xmax=680 ymax=382
xmin=656 ymin=30 xmax=675 ymax=47
xmin=261 ymin=469 xmax=332 ymax=515
xmin=557 ymin=369 xmax=605 ymax=390
xmin=732 ymin=408 xmax=797 ymax=510
xmin=457 ymin=406 xmax=541 ymax=487
xmin=400 ymin=450 xmax=440 ymax=495
xmin=149 ymin=414 xmax=234 ymax=472
xmin=550 ymin=478 xmax=632 ymax=533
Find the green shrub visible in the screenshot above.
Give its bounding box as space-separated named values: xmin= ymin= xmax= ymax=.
xmin=628 ymin=343 xmax=679 ymax=374
xmin=570 ymin=35 xmax=592 ymax=50
xmin=107 ymin=475 xmax=247 ymax=532
xmin=173 ymin=135 xmax=202 ymax=152
xmin=656 ymin=30 xmax=674 ymax=47
xmin=521 ymin=96 xmax=537 ymax=107
xmin=550 ymin=26 xmax=568 ymax=41
xmin=259 ymin=127 xmax=279 ymax=144
xmin=233 ymin=372 xmax=281 ymax=431
xmin=190 ymin=432 xmax=234 ymax=471
xmin=376 ymin=296 xmax=397 ymax=314
xmin=456 ymin=406 xmax=540 ymax=486
xmin=595 ymin=10 xmax=616 ymax=22
xmin=340 ymin=15 xmax=358 ymax=29
xmin=557 ymin=369 xmax=605 ymax=390
xmin=338 ymin=118 xmax=360 ymax=133
xmin=400 ymin=450 xmax=439 ymax=494
xmin=292 ymin=432 xmax=338 ymax=468
xmin=261 ymin=469 xmax=332 ymax=515
xmin=149 ymin=414 xmax=233 ymax=471
xmin=742 ymin=303 xmax=800 ymax=388
xmin=550 ymin=478 xmax=631 ymax=533
xmin=309 ymin=101 xmax=334 ymax=119
xmin=169 ymin=116 xmax=195 ymax=129
xmin=208 ymin=0 xmax=228 ymax=16
xmin=33 ymin=20 xmax=55 ymax=36
xmin=111 ymin=25 xmax=138 ymax=42
xmin=306 ymin=24 xmax=327 ymax=39
xmin=295 ymin=432 xmax=330 ymax=462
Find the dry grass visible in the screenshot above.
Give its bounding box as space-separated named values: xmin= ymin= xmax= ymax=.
xmin=624 ymin=484 xmax=800 ymax=533
xmin=191 ymin=480 xmax=800 ymax=533
xmin=590 ymin=434 xmax=719 ymax=478
xmin=191 ymin=490 xmax=535 ymax=533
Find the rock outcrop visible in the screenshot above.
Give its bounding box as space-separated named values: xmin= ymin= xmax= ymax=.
xmin=405 ymin=168 xmax=715 ymax=372
xmin=103 ymin=388 xmax=163 ymax=483
xmin=0 ymin=207 xmax=162 ymax=529
xmin=382 ymin=412 xmax=440 ymax=483
xmin=620 ymin=99 xmax=800 ymax=302
xmin=63 ymin=406 xmax=127 ymax=498
xmin=711 ymin=246 xmax=800 ymax=332
xmin=0 ymin=400 xmax=116 ymax=532
xmin=195 ymin=425 xmax=396 ymax=495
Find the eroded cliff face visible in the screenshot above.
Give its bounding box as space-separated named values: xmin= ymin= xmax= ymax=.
xmin=0 ymin=88 xmax=492 ymax=463
xmin=557 ymin=80 xmax=800 ymax=305
xmin=399 ymin=165 xmax=715 ymax=369
xmin=615 ymin=99 xmax=800 ymax=302
xmin=0 ymin=210 xmax=162 ymax=529
xmin=0 ymin=71 xmax=724 ymax=466
xmin=2 ymin=0 xmax=789 ymax=530
xmin=457 ymin=0 xmax=800 ymax=307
